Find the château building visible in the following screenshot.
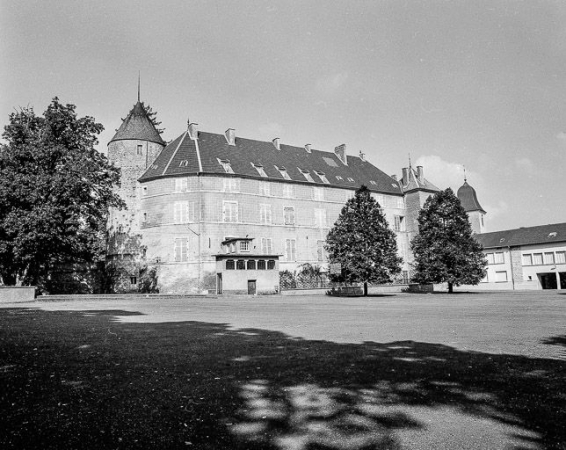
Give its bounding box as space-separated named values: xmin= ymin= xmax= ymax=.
xmin=107 ymin=101 xmax=440 ymax=294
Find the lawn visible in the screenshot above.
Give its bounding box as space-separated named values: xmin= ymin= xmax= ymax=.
xmin=0 ymin=291 xmax=565 ymax=450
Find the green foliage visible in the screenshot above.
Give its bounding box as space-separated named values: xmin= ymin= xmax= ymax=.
xmin=138 ymin=265 xmax=159 ymax=293
xmin=325 ymin=185 xmax=402 ymax=288
xmin=410 ymin=188 xmax=487 ymax=292
xmin=0 ymin=98 xmax=125 ymax=286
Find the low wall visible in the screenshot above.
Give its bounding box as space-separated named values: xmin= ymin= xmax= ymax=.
xmin=0 ymin=286 xmax=36 ymax=303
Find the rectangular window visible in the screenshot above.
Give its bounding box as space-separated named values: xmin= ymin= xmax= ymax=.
xmin=137 ymin=145 xmax=143 ymax=155
xmin=174 ymin=238 xmax=188 ymax=262
xmin=397 ymin=198 xmax=404 ymax=209
xmin=556 ymin=251 xmax=566 ymax=264
xmin=223 ymin=178 xmax=240 ymax=192
xmin=240 ymin=241 xmax=250 ymax=252
xmin=258 ymin=260 xmax=266 ymax=270
xmin=533 ymin=253 xmax=543 ymax=265
xmin=522 ymin=254 xmax=532 ymax=266
xmin=394 ymin=215 xmax=405 ymax=232
xmin=317 ymin=240 xmax=325 ymax=262
xmin=267 ymin=260 xmax=276 ymax=270
xmin=283 ymin=184 xmax=293 ymax=198
xmin=174 ymin=201 xmax=189 ymax=223
xmin=544 ymin=252 xmax=555 ymax=265
xmin=285 ymin=239 xmax=296 ymax=261
xmin=313 ymin=187 xmax=324 ymax=201
xmin=260 ymin=204 xmax=272 ymax=224
xmin=495 ymin=271 xmax=508 ymax=282
xmin=175 ymin=177 xmax=188 ymax=193
xmin=486 ymin=253 xmax=495 ymax=265
xmin=494 ymin=252 xmax=504 ymax=264
xmin=261 ymin=238 xmax=273 ymax=254
xmin=226 ymin=260 xmax=235 ymax=270
xmin=372 ymin=194 xmax=384 ymax=206
xmin=237 ymin=260 xmax=246 ymax=270
xmin=284 ymin=207 xmax=295 ymax=225
xmin=223 ymin=201 xmax=238 ymax=223
xmin=314 ymin=208 xmax=326 ymax=228
xmin=130 ymin=276 xmax=137 ymax=285
xmin=259 ymin=181 xmax=270 ymax=196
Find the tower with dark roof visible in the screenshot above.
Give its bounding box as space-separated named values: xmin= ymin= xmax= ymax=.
xmin=107 ymin=101 xmax=165 ymax=273
xmin=457 ymin=180 xmax=486 ymax=234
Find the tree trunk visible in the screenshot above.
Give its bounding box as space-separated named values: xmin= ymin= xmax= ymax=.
xmin=364 ymin=282 xmax=368 ymax=296
xmin=448 ymin=282 xmax=453 ymax=293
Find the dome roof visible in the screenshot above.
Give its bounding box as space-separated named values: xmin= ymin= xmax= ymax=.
xmin=109 ymin=102 xmax=165 ymax=146
xmin=457 ymin=181 xmax=485 ymax=213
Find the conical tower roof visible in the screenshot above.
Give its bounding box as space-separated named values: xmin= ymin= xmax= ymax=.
xmin=109 ymin=102 xmax=165 ymax=146
xmin=457 ymin=181 xmax=485 ymax=213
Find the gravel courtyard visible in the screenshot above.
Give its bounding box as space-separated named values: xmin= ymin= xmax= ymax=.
xmin=1 ymin=291 xmax=565 ymax=449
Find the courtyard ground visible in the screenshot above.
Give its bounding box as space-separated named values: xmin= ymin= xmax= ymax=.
xmin=0 ymin=290 xmax=565 ymax=449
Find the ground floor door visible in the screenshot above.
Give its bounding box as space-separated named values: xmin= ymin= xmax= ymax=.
xmin=538 ymin=272 xmax=558 ymax=289
xmin=560 ymin=272 xmax=566 ymax=289
xmin=248 ymin=280 xmax=256 ymax=295
xmin=217 ymin=274 xmax=223 ymax=294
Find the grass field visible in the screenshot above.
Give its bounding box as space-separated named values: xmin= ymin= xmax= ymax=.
xmin=1 ymin=291 xmax=565 ymax=450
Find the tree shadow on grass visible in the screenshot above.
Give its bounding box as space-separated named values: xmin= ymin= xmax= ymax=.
xmin=0 ymin=308 xmax=565 ymax=450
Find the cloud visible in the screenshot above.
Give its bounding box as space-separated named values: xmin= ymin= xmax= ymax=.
xmin=414 ymin=155 xmax=483 ymax=192
xmin=556 ymin=131 xmax=566 ymax=141
xmin=257 ymin=122 xmax=284 ymax=140
xmin=315 ymin=72 xmax=349 ymax=95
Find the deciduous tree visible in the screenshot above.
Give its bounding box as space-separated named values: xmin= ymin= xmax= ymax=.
xmin=0 ymin=98 xmax=125 ymax=287
xmin=325 ymin=185 xmax=402 ymax=295
xmin=411 ymin=188 xmax=487 ymax=293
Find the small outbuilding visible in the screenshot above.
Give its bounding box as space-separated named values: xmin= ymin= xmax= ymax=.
xmin=214 ymin=237 xmax=280 ymax=295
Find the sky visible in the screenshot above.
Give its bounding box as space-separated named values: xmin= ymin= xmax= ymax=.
xmin=2 ymin=0 xmax=566 ymax=232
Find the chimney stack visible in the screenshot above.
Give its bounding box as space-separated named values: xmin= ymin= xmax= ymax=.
xmin=188 ymin=123 xmax=198 ymax=140
xmin=225 ymin=128 xmax=236 ymax=146
xmin=359 ymin=151 xmax=366 ymax=162
xmin=417 ymin=166 xmax=424 ymax=182
xmin=334 ymin=144 xmax=347 ymax=165
xmin=304 ymin=144 xmax=311 ymax=153
xmin=272 ymin=138 xmax=281 ymax=150
xmin=402 ymin=167 xmax=409 ymax=183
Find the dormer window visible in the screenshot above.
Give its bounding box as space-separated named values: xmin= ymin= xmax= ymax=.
xmin=218 ymin=158 xmax=234 ymax=174
xmin=370 ymin=180 xmax=377 ymax=185
xmin=315 ymin=171 xmax=330 ymax=184
xmin=336 ymin=175 xmax=343 ymax=181
xmin=252 ymin=163 xmax=267 ymax=178
xmin=275 ymin=165 xmax=291 ymax=180
xmin=299 ymin=168 xmax=314 ymax=182
xmin=347 ymin=177 xmax=355 ymax=183
xmin=179 ymin=160 xmax=189 ymax=167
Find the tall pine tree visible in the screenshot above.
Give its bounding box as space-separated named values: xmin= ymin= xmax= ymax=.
xmin=411 ymin=188 xmax=487 ymax=293
xmin=325 ymin=185 xmax=402 ymax=295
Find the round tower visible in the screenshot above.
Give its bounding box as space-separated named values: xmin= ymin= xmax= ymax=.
xmin=107 ymin=101 xmax=165 ymax=260
xmin=457 ymin=180 xmax=486 ymax=234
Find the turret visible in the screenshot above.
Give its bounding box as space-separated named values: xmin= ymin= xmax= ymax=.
xmin=457 ymin=180 xmax=486 ymax=234
xmin=107 ymin=101 xmax=165 ymax=263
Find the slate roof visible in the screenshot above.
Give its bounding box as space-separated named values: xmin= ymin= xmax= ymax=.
xmin=139 ymin=130 xmax=404 ymax=195
xmin=475 ymin=222 xmax=566 ymax=249
xmin=399 ymin=166 xmax=440 ymax=193
xmin=457 ymin=181 xmax=485 ymax=213
xmin=109 ymin=102 xmax=166 ymax=146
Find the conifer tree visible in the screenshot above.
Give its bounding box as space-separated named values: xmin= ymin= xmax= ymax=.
xmin=325 ymin=185 xmax=402 ymax=295
xmin=411 ymin=188 xmax=487 ymax=293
